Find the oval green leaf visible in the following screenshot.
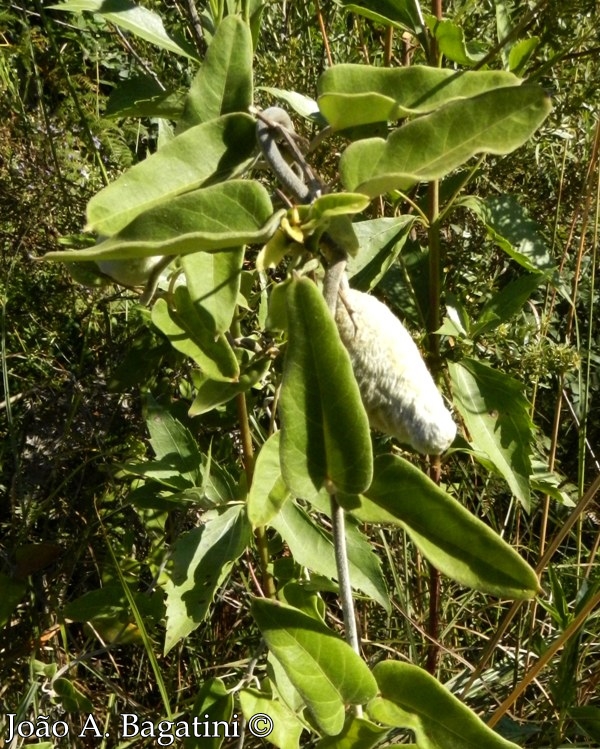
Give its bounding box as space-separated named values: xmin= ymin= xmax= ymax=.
xmin=270 ymin=500 xmax=389 ymax=611
xmin=318 ymin=65 xmax=520 ymax=129
xmin=251 ymin=598 xmax=378 ymax=736
xmin=165 ymin=506 xmax=251 ymax=653
xmin=247 ymin=432 xmax=291 ymax=528
xmin=279 ymin=276 xmax=373 ymax=496
xmin=45 ymin=182 xmax=277 ymax=263
xmin=345 ymin=454 xmax=540 ymax=599
xmin=239 ymin=689 xmax=304 ymax=749
xmin=182 ymin=248 xmax=243 ymax=334
xmin=85 ymin=113 xmax=257 ymax=236
xmin=178 ymin=15 xmax=253 ymax=131
xmin=340 ymin=85 xmax=551 ymax=197
xmin=188 ymin=356 xmax=271 ymax=417
xmin=368 ymin=661 xmax=520 ymax=749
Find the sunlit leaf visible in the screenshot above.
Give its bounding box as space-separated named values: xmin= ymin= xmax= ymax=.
xmin=368 ymin=661 xmax=521 ymax=748
xmin=318 ymin=65 xmax=519 ymax=129
xmin=508 ymin=37 xmax=540 ymax=75
xmin=258 ymin=86 xmax=324 ymax=123
xmin=341 ymin=454 xmax=540 ymax=598
xmin=270 ymin=500 xmax=389 ymax=611
xmin=449 ymin=358 xmax=533 ymax=511
xmin=347 ymin=216 xmax=415 ymax=291
xmin=46 ymin=182 xmax=276 ymax=264
xmin=182 ymin=249 xmax=243 ymax=334
xmin=188 ymin=356 xmax=271 ymax=416
xmin=151 ymin=293 xmax=240 ymax=382
xmin=239 ymin=689 xmax=304 ymax=749
xmin=247 ymin=432 xmax=291 ymax=528
xmin=164 ymin=505 xmax=250 ymax=653
xmin=425 ymin=16 xmax=487 ymax=65
xmin=251 ymin=598 xmax=378 ymax=735
xmin=84 ymin=114 xmax=257 ymax=236
xmin=145 ymin=396 xmax=203 ymax=486
xmin=279 ymin=276 xmax=373 ymax=496
xmin=178 ymin=15 xmax=253 ymax=131
xmin=333 ymin=0 xmax=427 ymax=41
xmin=340 ymin=86 xmax=551 ymax=197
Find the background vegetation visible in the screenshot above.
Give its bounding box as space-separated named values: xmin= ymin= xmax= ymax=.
xmin=1 ymin=0 xmax=600 ymax=747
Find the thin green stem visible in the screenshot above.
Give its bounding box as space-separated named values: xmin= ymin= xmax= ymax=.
xmin=231 ymin=311 xmax=275 ymax=600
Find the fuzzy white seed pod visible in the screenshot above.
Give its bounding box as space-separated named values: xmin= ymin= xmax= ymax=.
xmin=335 ymin=288 xmax=456 ymax=455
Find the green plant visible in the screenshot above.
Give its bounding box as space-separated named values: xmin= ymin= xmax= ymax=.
xmin=1 ymin=0 xmax=596 ymax=747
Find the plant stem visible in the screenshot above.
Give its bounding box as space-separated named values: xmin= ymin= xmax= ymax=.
xmin=323 ymin=255 xmax=363 ymax=687
xmin=235 ymin=373 xmax=275 ymax=599
xmin=331 ymin=496 xmax=363 ymax=718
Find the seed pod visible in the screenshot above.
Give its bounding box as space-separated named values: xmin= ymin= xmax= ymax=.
xmin=335 ymin=288 xmax=456 ymax=455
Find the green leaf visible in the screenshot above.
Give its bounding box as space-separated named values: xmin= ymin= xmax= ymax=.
xmin=315 ymin=716 xmax=389 ymax=749
xmin=425 ymin=16 xmax=487 ymax=65
xmin=178 ymin=15 xmax=253 ymax=131
xmin=449 ymin=358 xmax=533 ymax=511
xmin=49 ymin=0 xmax=197 ymax=59
xmin=347 ymin=216 xmax=415 ymax=291
xmin=84 ymin=113 xmax=257 ymax=236
xmin=182 ymin=248 xmax=243 ymax=334
xmin=279 ymin=276 xmax=373 ymax=496
xmin=145 ymin=397 xmax=203 ymax=486
xmin=368 ymin=661 xmax=520 ymax=749
xmin=239 ymin=689 xmax=304 ymax=749
xmin=270 ymin=501 xmax=390 ymax=611
xmin=151 ymin=291 xmax=240 ymax=381
xmin=340 ymin=86 xmax=551 ymax=197
xmin=308 ymin=193 xmax=371 ymax=221
xmin=188 ymin=355 xmax=271 ymax=416
xmin=105 ymin=76 xmax=186 ymax=119
xmin=508 ymin=37 xmax=539 ymax=75
xmin=247 ymin=432 xmax=291 ymax=528
xmin=164 ymin=505 xmax=251 ymax=653
xmin=185 ymin=678 xmax=233 ymax=749
xmin=318 ymin=65 xmax=520 ymax=130
xmin=333 ymin=0 xmax=427 ymax=40
xmin=472 ymin=273 xmax=546 ymax=337
xmin=251 ymin=598 xmax=378 ymax=736
xmin=53 ymin=677 xmax=94 ymax=713
xmin=47 ymin=182 xmax=277 ymax=264
xmin=463 ymin=194 xmax=554 ymax=272
xmin=342 ymin=453 xmax=540 ymax=598
xmin=258 ymin=86 xmax=324 ymax=123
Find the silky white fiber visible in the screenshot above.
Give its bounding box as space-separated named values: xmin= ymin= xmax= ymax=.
xmin=335 ymin=288 xmax=456 ymax=455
